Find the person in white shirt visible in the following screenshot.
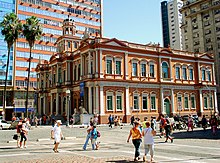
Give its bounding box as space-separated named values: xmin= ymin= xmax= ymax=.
xmin=52 ymin=120 xmax=63 ymax=153
xmin=142 ymin=121 xmax=156 ymax=162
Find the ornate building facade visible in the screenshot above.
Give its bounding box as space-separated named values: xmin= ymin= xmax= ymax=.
xmin=36 ymin=19 xmax=218 ymax=124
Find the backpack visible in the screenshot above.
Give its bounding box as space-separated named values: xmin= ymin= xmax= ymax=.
xmin=97 ymin=130 xmax=101 ymax=137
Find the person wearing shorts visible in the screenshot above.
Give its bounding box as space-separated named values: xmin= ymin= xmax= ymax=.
xmin=53 ymin=120 xmax=63 ymax=153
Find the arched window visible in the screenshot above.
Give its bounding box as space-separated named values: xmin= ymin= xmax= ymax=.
xmin=162 ymin=62 xmax=169 ymax=78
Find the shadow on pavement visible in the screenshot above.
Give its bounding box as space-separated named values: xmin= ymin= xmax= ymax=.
xmin=161 ymin=155 xmax=220 ymax=162
xmin=171 ymin=129 xmax=220 ymax=139
xmin=106 ymin=160 xmax=145 ymax=163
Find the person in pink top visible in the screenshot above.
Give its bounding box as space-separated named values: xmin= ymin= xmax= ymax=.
xmin=187 ymin=114 xmax=194 ymax=132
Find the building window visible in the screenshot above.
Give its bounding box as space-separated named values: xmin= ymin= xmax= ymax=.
xmin=177 ymin=95 xmax=182 ymax=110
xmin=204 ymin=96 xmax=208 ymax=108
xmin=162 ymin=62 xmax=169 ymax=78
xmin=68 ymin=42 xmax=71 ymax=48
xmin=106 ymin=59 xmax=112 ymax=74
xmin=189 ymin=68 xmax=194 ymax=80
xmin=184 ymin=96 xmax=189 ymax=109
xmin=58 ymin=68 xmax=62 ymax=83
xmin=149 ymin=63 xmax=154 ymax=77
xmin=107 ymin=95 xmax=113 ymax=111
xmin=202 ymin=69 xmax=206 ymax=80
xmin=142 ymin=95 xmax=148 ymax=110
xmin=191 ymin=96 xmax=195 ymax=108
xmin=141 ymin=63 xmax=146 ymax=77
xmin=115 ymin=60 xmax=121 ymax=75
xmin=63 ymin=70 xmax=66 ymax=83
xmin=210 ymin=96 xmax=213 ymax=108
xmin=133 ymin=94 xmax=139 ymax=110
xmin=150 ymin=95 xmax=156 ymax=110
xmin=116 ymin=95 xmax=122 ymax=110
xmin=176 ymin=66 xmax=180 ymax=79
xmin=132 ymin=62 xmax=138 ymax=76
xmin=207 ymin=71 xmax=211 ymax=81
xmin=182 ymin=67 xmax=187 ymax=80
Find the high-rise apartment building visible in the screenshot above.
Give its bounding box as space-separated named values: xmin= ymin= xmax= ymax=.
xmin=0 ymin=0 xmax=102 ymax=119
xmin=161 ymin=0 xmax=183 ymax=50
xmin=180 ymin=0 xmax=220 ymax=111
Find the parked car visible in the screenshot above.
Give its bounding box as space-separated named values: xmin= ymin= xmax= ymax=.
xmin=0 ymin=120 xmax=11 ymax=130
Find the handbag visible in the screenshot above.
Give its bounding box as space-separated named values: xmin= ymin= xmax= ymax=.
xmin=13 ymin=134 xmax=18 ymax=140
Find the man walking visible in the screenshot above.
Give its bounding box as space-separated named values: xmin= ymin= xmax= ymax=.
xmin=108 ymin=114 xmax=113 ymax=128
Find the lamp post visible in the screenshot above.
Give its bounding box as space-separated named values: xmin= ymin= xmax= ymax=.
xmin=66 ymin=89 xmax=70 ymax=126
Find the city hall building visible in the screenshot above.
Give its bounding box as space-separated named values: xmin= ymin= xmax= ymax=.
xmin=36 ymin=19 xmax=218 ymax=124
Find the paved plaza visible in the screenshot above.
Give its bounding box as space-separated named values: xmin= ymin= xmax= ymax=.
xmin=0 ymin=125 xmax=220 ymax=163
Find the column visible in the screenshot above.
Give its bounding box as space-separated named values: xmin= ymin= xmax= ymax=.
xmin=95 ymin=86 xmax=99 ymax=114
xmin=212 ymin=63 xmax=216 ymax=84
xmin=43 ymin=96 xmax=46 ymax=114
xmin=126 ymin=86 xmax=130 ymax=115
xmin=199 ymin=89 xmax=203 ymax=113
xmin=169 ymin=58 xmax=172 ymax=80
xmin=100 ymin=85 xmax=104 ymax=115
xmin=159 ymin=57 xmax=162 ymax=79
xmin=67 ymin=61 xmax=70 ymax=82
xmin=88 ymin=52 xmax=91 ymax=75
xmin=100 ymin=50 xmax=103 ymax=78
xmin=56 ymin=93 xmax=59 ymax=115
xmin=95 ymin=50 xmax=98 ymax=77
xmin=80 ymin=54 xmax=83 ymax=80
xmin=50 ymin=93 xmax=53 ymax=114
xmin=56 ymin=65 xmax=59 ymax=85
xmin=214 ymin=89 xmax=218 ymax=113
xmin=171 ymin=88 xmax=175 ymax=114
xmin=125 ymin=52 xmax=128 ymax=79
xmin=88 ymin=86 xmax=92 ymax=114
xmin=61 ymin=96 xmax=63 ymax=115
xmin=198 ymin=62 xmax=200 ymax=83
xmin=160 ymin=87 xmax=165 ymax=114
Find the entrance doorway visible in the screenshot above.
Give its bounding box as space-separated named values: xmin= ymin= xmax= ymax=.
xmin=164 ymin=98 xmax=171 ymax=116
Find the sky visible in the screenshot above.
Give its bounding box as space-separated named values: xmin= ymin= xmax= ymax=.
xmin=103 ymin=0 xmax=163 ymax=45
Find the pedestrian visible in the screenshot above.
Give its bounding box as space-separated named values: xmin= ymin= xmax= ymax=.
xmin=142 ymin=117 xmax=148 ymax=129
xmin=201 ymin=115 xmax=207 ymax=130
xmin=151 ymin=116 xmax=157 ymax=130
xmin=164 ymin=117 xmax=173 ymax=143
xmin=142 ymin=121 xmax=156 ymax=162
xmin=83 ymin=123 xmax=93 ymax=150
xmin=93 ymin=114 xmax=98 ymax=126
xmin=52 ymin=120 xmax=63 ymax=153
xmin=210 ymin=115 xmax=218 ymax=135
xmin=187 ymin=114 xmax=194 ymax=132
xmin=130 ymin=115 xmax=135 ymax=126
xmin=19 ymin=120 xmax=28 ymax=148
xmin=114 ymin=116 xmax=118 ymax=127
xmin=127 ymin=121 xmax=142 ymax=161
xmin=159 ymin=114 xmax=166 ymax=138
xmin=16 ymin=120 xmax=22 ymax=148
xmin=108 ymin=114 xmax=113 ymax=128
xmin=90 ymin=125 xmax=98 ymax=150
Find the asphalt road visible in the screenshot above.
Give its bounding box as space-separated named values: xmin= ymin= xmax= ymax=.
xmin=0 ymin=125 xmax=220 ymax=163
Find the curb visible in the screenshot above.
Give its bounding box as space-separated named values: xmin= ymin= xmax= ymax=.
xmin=36 ymin=138 xmax=51 ymax=142
xmin=64 ymin=137 xmax=76 ymax=140
xmin=7 ymin=140 xmax=17 ymax=143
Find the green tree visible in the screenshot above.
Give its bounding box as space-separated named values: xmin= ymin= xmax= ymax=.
xmin=23 ymin=16 xmax=42 ymax=117
xmin=0 ymin=13 xmax=22 ymax=119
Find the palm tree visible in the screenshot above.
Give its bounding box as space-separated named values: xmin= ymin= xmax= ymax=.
xmin=23 ymin=16 xmax=42 ymax=117
xmin=0 ymin=13 xmax=22 ymax=120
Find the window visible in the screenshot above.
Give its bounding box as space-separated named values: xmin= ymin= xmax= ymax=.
xmin=202 ymin=69 xmax=206 ymax=80
xmin=182 ymin=67 xmax=187 ymax=80
xmin=107 ymin=95 xmax=113 ymax=111
xmin=133 ymin=94 xmax=139 ymax=110
xmin=106 ymin=59 xmax=112 ymax=74
xmin=116 ymin=95 xmax=122 ymax=110
xmin=149 ymin=63 xmax=154 ymax=77
xmin=176 ymin=66 xmax=180 ymax=79
xmin=141 ymin=63 xmax=146 ymax=77
xmin=162 ymin=62 xmax=169 ymax=78
xmin=177 ymin=95 xmax=182 ymax=110
xmin=58 ymin=68 xmax=62 ymax=83
xmin=115 ymin=60 xmax=121 ymax=75
xmin=189 ymin=68 xmax=194 ymax=80
xmin=150 ymin=95 xmax=156 ymax=110
xmin=142 ymin=95 xmax=148 ymax=110
xmin=191 ymin=96 xmax=195 ymax=108
xmin=210 ymin=96 xmax=213 ymax=108
xmin=207 ymin=71 xmax=211 ymax=81
xmin=204 ymin=96 xmax=208 ymax=108
xmin=184 ymin=96 xmax=189 ymax=109
xmin=68 ymin=42 xmax=71 ymax=48
xmin=132 ymin=63 xmax=138 ymax=76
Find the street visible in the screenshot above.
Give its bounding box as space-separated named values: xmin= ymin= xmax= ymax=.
xmin=0 ymin=125 xmax=220 ymax=163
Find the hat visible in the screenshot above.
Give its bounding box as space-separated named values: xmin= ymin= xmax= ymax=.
xmin=56 ymin=120 xmax=62 ymax=124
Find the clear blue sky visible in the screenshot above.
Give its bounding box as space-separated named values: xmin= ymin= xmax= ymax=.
xmin=103 ymin=0 xmax=162 ymax=45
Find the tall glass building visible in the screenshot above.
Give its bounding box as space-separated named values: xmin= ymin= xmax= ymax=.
xmin=0 ymin=0 xmax=103 ymax=119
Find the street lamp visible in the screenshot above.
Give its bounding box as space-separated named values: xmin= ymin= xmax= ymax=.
xmin=66 ymin=89 xmax=70 ymax=126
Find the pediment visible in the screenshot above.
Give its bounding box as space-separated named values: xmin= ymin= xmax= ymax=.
xmin=199 ymin=53 xmax=213 ymax=59
xmin=102 ymin=38 xmax=128 ymax=47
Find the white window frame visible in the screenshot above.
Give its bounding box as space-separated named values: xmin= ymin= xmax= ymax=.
xmin=115 ymin=58 xmax=122 ymax=75
xmin=150 ymin=94 xmax=156 ymax=110
xmin=162 ymin=61 xmax=169 ymax=79
xmin=206 ymin=69 xmax=211 ymax=82
xmin=106 ymin=92 xmax=114 ymax=111
xmin=177 ymin=94 xmax=182 ymax=110
xmin=133 ymin=93 xmax=139 ymax=110
xmin=142 ymin=93 xmax=148 ymax=110
xmin=190 ymin=95 xmax=196 ymax=109
xmin=106 ymin=57 xmax=113 ymax=74
xmin=132 ymin=60 xmax=138 ymax=76
xmin=182 ymin=66 xmax=187 ymax=80
xmin=184 ymin=94 xmax=189 ymax=109
xmin=201 ymin=68 xmax=206 ymax=81
xmin=149 ymin=62 xmax=155 ymax=78
xmin=204 ymin=95 xmax=208 ymax=109
xmin=116 ymin=92 xmax=123 ymax=111
xmin=189 ymin=66 xmax=194 ymax=80
xmin=140 ymin=61 xmax=147 ymax=77
xmin=175 ymin=65 xmax=181 ymax=79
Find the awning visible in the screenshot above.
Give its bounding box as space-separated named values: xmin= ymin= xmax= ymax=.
xmin=14 ymin=108 xmax=35 ymax=112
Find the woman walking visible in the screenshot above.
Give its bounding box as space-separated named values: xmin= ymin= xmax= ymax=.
xmin=142 ymin=121 xmax=156 ymax=162
xmin=52 ymin=120 xmax=63 ymax=153
xmin=127 ymin=121 xmax=142 ymax=161
xmin=90 ymin=125 xmax=98 ymax=150
xmin=164 ymin=118 xmax=173 ymax=143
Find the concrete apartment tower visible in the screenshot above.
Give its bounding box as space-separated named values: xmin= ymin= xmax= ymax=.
xmin=0 ymin=0 xmax=103 ymax=120
xmin=180 ymin=0 xmax=220 ymax=112
xmin=161 ymin=0 xmax=183 ymax=50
